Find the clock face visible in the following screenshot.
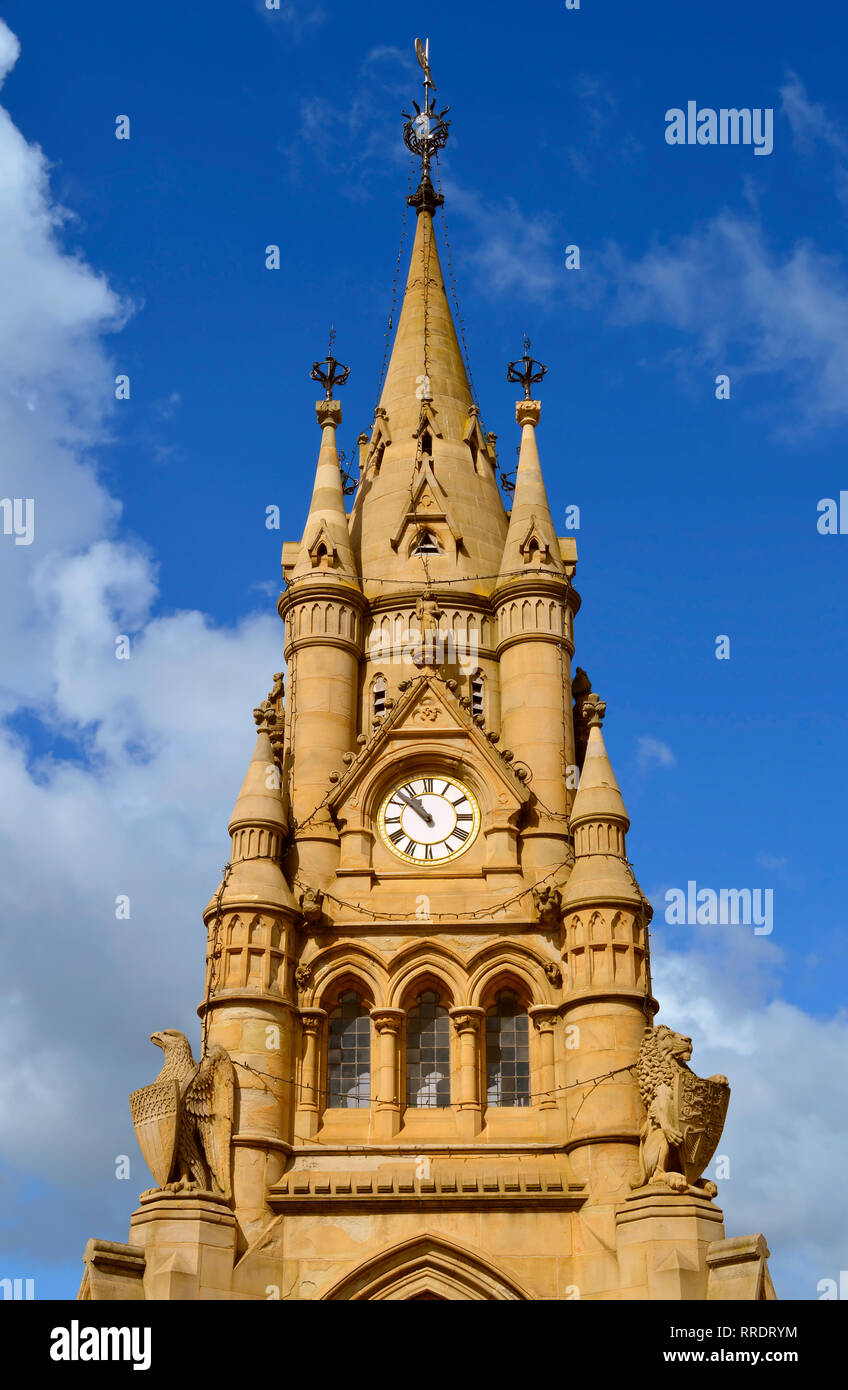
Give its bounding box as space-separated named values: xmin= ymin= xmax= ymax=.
xmin=378 ymin=775 xmax=480 ymax=865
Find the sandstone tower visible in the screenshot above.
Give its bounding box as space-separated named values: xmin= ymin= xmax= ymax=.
xmin=80 ymin=52 xmax=775 ymax=1303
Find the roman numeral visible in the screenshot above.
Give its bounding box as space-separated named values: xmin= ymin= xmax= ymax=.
xmin=388 ymin=829 xmax=404 ymax=844
xmin=402 ymin=839 xmax=416 ymax=856
xmin=385 ymin=816 xmax=400 ymax=825
xmin=440 ymin=781 xmax=450 ymax=795
xmin=422 ymin=778 xmax=433 ymax=793
xmin=452 ymin=827 xmax=469 ymax=842
xmin=456 ymin=812 xmax=472 ymax=822
xmin=423 ymin=844 xmax=434 ymax=860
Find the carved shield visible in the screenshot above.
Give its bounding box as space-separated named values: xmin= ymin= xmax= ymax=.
xmin=673 ymin=1070 xmax=730 ymax=1185
xmin=129 ymin=1079 xmax=180 ymax=1188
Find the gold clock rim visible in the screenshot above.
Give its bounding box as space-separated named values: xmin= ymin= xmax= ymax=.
xmin=377 ymin=773 xmax=481 ymax=866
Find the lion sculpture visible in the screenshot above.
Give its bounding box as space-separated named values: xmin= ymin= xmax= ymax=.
xmin=631 ymin=1025 xmax=730 ymax=1198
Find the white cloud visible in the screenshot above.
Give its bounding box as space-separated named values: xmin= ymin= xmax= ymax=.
xmin=654 ymin=938 xmax=848 ymax=1299
xmin=606 ymin=210 xmax=848 ymax=430
xmin=635 ymin=735 xmax=676 ymax=769
xmin=781 ymin=72 xmax=848 ymax=161
xmin=0 ymin=20 xmax=281 ymax=1268
xmin=442 ymin=183 xmax=563 ymax=304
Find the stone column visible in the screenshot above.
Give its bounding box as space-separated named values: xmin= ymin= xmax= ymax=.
xmin=295 ymin=1008 xmax=326 ymax=1139
xmin=371 ymin=1009 xmax=404 ymax=1140
xmin=450 ymin=1007 xmax=485 ymax=1139
xmin=530 ymin=1005 xmax=560 ymax=1110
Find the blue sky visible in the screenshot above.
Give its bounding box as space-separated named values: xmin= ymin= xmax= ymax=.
xmin=0 ymin=0 xmax=846 ymax=1301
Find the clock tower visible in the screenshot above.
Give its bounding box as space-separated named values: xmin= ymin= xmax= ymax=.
xmin=80 ymin=45 xmax=776 ymax=1303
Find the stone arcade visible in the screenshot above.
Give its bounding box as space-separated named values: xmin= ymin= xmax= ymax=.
xmin=79 ymin=54 xmax=775 ymax=1303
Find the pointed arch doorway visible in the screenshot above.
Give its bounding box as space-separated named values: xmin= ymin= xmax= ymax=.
xmin=321 ymin=1234 xmax=532 ymax=1301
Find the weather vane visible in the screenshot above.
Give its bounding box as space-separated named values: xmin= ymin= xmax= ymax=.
xmin=402 ymin=38 xmax=451 ymax=215
xmin=507 ymin=336 xmax=548 ymax=399
xmin=310 ymin=325 xmax=350 ymax=400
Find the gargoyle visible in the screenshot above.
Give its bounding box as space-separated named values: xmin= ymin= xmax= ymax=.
xmin=533 ymin=885 xmax=563 ymax=928
xmin=299 ymin=887 xmax=324 ymax=926
xmin=130 ymin=1030 xmax=234 ymax=1200
xmin=253 ymin=672 xmax=285 ymax=764
xmin=631 ymin=1025 xmax=729 ymax=1197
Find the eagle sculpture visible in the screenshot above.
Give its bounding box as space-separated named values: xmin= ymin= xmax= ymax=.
xmin=130 ymin=1030 xmax=235 ymax=1199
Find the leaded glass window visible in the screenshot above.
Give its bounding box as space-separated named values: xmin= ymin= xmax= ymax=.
xmin=327 ymin=990 xmax=371 ymax=1108
xmin=485 ymin=989 xmax=530 ymax=1106
xmin=406 ymin=990 xmax=451 ymax=1107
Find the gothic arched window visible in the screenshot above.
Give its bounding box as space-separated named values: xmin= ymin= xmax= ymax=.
xmin=406 ymin=990 xmax=450 ymax=1108
xmin=485 ymin=989 xmax=530 ymax=1107
xmin=327 ymin=991 xmax=371 ymax=1108
xmin=372 ymin=674 xmax=387 ymax=718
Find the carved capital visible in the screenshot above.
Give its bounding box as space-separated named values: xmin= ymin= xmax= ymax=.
xmin=582 ymin=691 xmax=606 ymax=729
xmin=515 ymin=399 xmax=541 ymax=429
xmin=299 ymin=1008 xmax=326 ymax=1036
xmin=529 ymin=1005 xmax=560 ymax=1033
xmin=450 ymin=1006 xmax=485 ymax=1035
xmin=316 ymin=398 xmax=342 ymax=430
xmin=370 ymin=1009 xmax=404 ymax=1035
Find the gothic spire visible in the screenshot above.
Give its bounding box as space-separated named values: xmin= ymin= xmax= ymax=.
xmin=497 ymin=370 xmax=564 ymax=580
xmin=291 ymin=394 xmax=360 ymax=583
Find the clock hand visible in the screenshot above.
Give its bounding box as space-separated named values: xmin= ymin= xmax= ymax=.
xmin=396 ymin=789 xmax=435 ymax=826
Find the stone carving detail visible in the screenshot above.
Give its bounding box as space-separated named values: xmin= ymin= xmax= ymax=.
xmin=129 ymin=1030 xmax=234 ymax=1199
xmin=543 ymin=962 xmax=562 ymax=988
xmin=533 ymin=885 xmax=563 ymax=928
xmin=414 ymin=700 xmax=440 ymax=723
xmin=299 ymin=888 xmax=324 ymax=926
xmin=253 ymin=671 xmax=285 ymax=764
xmin=632 ymin=1026 xmax=730 ymax=1198
xmin=294 ymin=962 xmax=313 ymax=990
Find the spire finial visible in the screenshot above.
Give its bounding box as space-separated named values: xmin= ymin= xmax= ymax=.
xmin=310 ymin=331 xmax=350 ymax=401
xmin=402 ymin=38 xmax=450 ymax=216
xmin=507 ymin=337 xmax=548 ymax=400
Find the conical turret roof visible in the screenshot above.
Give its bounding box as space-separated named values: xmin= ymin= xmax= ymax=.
xmin=291 ymin=399 xmax=360 ymax=583
xmin=498 ymin=400 xmax=564 ymax=581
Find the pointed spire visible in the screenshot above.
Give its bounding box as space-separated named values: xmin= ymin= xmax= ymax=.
xmin=570 ymin=697 xmax=629 ymax=834
xmin=498 ymin=399 xmax=564 ymax=579
xmin=562 ymin=696 xmax=643 ymax=909
xmin=377 ymin=211 xmax=473 ymax=441
xmin=228 ymin=728 xmax=287 ymax=842
xmin=291 ymin=399 xmax=360 ymax=582
xmin=212 ymin=727 xmax=298 ymax=912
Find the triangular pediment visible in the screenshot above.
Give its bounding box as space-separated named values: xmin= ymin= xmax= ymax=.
xmin=463 ymin=406 xmax=495 ymax=475
xmin=305 ymin=519 xmax=338 ymax=568
xmin=518 ymin=516 xmax=551 ymax=564
xmin=390 ymin=463 xmax=463 ymax=554
xmin=328 ymin=674 xmax=532 ymax=820
xmin=413 ymin=401 xmax=443 ymax=440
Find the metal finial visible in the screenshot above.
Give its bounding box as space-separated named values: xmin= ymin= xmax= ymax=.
xmin=507 ymin=341 xmax=548 ymax=399
xmin=402 ymin=37 xmax=450 ymax=216
xmin=310 ymin=339 xmax=350 ymax=400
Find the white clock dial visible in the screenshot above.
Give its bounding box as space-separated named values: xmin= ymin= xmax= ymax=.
xmin=378 ymin=775 xmax=480 ymax=865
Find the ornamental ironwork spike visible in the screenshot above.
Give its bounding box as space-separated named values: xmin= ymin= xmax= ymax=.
xmin=507 ymin=342 xmax=548 ymax=399
xmin=310 ymin=349 xmax=350 ymax=400
xmin=402 ymin=38 xmax=450 ymax=216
